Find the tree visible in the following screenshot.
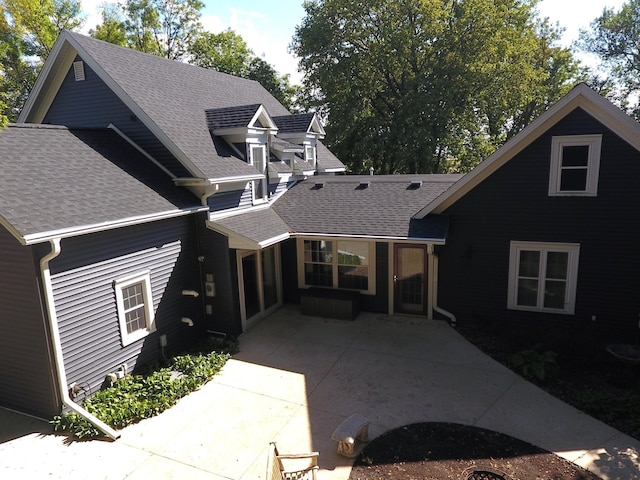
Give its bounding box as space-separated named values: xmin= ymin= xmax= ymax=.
xmin=579 ymin=0 xmax=640 ymax=117
xmin=292 ymin=0 xmax=582 ymax=174
xmin=92 ymin=0 xmax=203 ymax=59
xmin=0 ymin=0 xmax=83 ymax=121
xmin=189 ymin=30 xmax=299 ymax=110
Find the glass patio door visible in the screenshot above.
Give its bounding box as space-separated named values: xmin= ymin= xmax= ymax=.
xmin=238 ymin=245 xmax=281 ymax=330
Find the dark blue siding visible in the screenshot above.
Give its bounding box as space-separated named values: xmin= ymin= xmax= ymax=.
xmin=208 ymin=185 xmax=253 ymax=212
xmin=438 ymin=108 xmax=640 ymax=334
xmin=43 ymin=57 xmax=192 ymax=178
xmin=48 ymin=215 xmax=204 ymax=393
xmin=0 ymin=228 xmax=59 ymax=417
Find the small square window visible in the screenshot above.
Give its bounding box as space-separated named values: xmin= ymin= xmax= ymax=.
xmin=549 ymin=135 xmax=602 ymax=196
xmin=114 ymin=272 xmax=156 ymax=346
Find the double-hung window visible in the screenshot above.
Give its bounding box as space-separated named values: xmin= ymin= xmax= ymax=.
xmin=114 ymin=271 xmax=156 ymax=346
xmin=300 ymin=239 xmax=374 ymax=293
xmin=548 ymin=135 xmax=602 ymax=196
xmin=305 ymin=145 xmax=316 ymax=169
xmin=507 ymin=242 xmax=580 ymax=314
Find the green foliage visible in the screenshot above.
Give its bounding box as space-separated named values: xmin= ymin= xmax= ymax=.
xmin=292 ymin=0 xmax=582 ymax=174
xmin=51 ymin=339 xmax=236 ymax=439
xmin=579 ymin=0 xmax=640 ymax=117
xmin=92 ymin=0 xmax=204 ymax=59
xmin=189 ymin=30 xmax=299 ymax=110
xmin=510 ymin=348 xmax=559 ymax=382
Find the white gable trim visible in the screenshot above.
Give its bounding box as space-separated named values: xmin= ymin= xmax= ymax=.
xmin=414 ymin=84 xmax=640 ymax=218
xmin=19 ymin=31 xmax=204 ymax=179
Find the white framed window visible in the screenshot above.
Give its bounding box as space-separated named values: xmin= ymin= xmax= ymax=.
xmin=250 ymin=144 xmax=267 ymax=203
xmin=549 ymin=135 xmax=602 ymax=196
xmin=114 ymin=271 xmax=156 ymax=346
xmin=305 ymin=145 xmax=316 ymax=169
xmin=507 ymin=241 xmax=580 ymax=314
xmin=298 ymin=238 xmax=375 ymax=293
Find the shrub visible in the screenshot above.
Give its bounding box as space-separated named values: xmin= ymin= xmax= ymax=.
xmin=51 ymin=338 xmax=236 ymax=439
xmin=510 ymin=348 xmax=559 ymax=383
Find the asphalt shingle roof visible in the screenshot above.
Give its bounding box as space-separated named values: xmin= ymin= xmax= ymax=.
xmin=0 ymin=124 xmax=199 ymax=240
xmin=211 ymin=208 xmax=290 ymax=246
xmin=65 ymin=32 xmax=290 ymax=180
xmin=273 ymin=175 xmax=462 ymax=239
xmin=205 ymin=104 xmax=262 ymax=130
xmin=272 ymin=113 xmax=315 ymax=133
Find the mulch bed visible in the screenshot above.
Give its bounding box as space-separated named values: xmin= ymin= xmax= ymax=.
xmin=349 ymin=422 xmax=601 ymax=480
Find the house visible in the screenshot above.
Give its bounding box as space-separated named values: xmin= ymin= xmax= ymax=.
xmin=2 ymin=29 xmax=639 ymax=428
xmin=416 ymin=83 xmax=640 ymax=334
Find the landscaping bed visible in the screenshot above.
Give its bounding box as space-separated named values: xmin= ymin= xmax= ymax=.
xmin=456 ymin=323 xmax=640 ymax=440
xmin=350 ymin=422 xmax=600 ymax=480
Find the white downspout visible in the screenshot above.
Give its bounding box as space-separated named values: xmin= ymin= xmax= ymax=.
xmin=429 ymin=246 xmax=457 ymax=327
xmin=40 ymin=238 xmax=121 ymax=440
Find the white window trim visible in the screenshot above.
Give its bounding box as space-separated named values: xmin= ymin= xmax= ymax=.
xmin=305 ymin=145 xmax=316 ymax=169
xmin=507 ymin=241 xmax=580 ymax=315
xmin=250 ymin=144 xmax=268 ymax=204
xmin=297 ymin=238 xmax=376 ymax=295
xmin=548 ymin=134 xmax=602 ymax=197
xmin=114 ymin=271 xmax=156 ymax=346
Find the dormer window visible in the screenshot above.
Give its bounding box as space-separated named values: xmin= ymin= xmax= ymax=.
xmin=305 ymin=145 xmax=316 ymax=168
xmin=549 ymin=135 xmax=602 ymax=196
xmin=250 ymin=144 xmax=267 ymax=203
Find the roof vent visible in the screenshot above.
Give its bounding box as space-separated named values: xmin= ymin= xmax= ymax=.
xmin=73 ymin=61 xmax=85 ymax=81
xmin=356 ymin=181 xmax=370 ymax=190
xmin=312 ymin=181 xmax=325 ymax=190
xmin=408 ymin=179 xmax=422 ymax=190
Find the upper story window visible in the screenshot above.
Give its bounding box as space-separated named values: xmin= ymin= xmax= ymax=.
xmin=305 ymin=145 xmax=316 ymax=168
xmin=250 ymin=144 xmax=267 ymax=203
xmin=507 ymin=241 xmax=580 ymax=315
xmin=548 ymin=135 xmax=602 ymax=196
xmin=299 ymin=239 xmax=374 ymax=293
xmin=114 ymin=271 xmax=156 ymax=346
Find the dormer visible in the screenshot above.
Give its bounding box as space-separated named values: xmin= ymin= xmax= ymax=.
xmin=206 ymin=104 xmax=278 ymax=204
xmin=272 ymin=113 xmax=325 ymax=171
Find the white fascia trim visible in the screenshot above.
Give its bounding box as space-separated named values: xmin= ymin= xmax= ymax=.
xmin=0 ymin=216 xmax=28 ymax=245
xmin=174 ymin=173 xmax=263 ymax=186
xmin=414 ymin=83 xmax=640 ymax=218
xmin=318 ymin=167 xmax=346 ymax=173
xmin=309 ymin=114 xmax=326 ymax=136
xmin=207 ymin=202 xmax=272 ymax=221
xmin=19 ymin=41 xmax=78 ymax=123
xmin=292 ymin=232 xmax=446 ymax=244
xmin=205 ymin=219 xmax=290 ymax=250
xmin=251 ymin=104 xmax=278 ymax=131
xmin=23 ymin=207 xmax=207 ymax=245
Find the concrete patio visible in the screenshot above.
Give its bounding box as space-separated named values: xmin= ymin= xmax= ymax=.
xmin=1 ymin=305 xmax=639 ymax=479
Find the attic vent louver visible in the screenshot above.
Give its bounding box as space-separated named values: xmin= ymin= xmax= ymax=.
xmin=356 ymin=181 xmax=370 ymax=190
xmin=312 ymin=181 xmax=325 ymax=190
xmin=73 ymin=61 xmax=85 ymax=81
xmin=408 ymin=179 xmax=422 ymax=190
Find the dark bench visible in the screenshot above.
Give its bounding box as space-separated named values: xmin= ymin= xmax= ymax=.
xmin=299 ymin=287 xmax=360 ymax=320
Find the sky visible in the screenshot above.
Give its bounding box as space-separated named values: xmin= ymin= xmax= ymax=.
xmin=79 ymin=0 xmax=628 ymax=85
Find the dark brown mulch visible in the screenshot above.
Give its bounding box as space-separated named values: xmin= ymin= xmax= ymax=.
xmin=349 ymin=423 xmax=601 ymax=480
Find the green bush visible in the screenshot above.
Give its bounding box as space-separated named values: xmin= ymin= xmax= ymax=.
xmin=51 ymin=338 xmax=236 ymax=439
xmin=510 ymin=348 xmax=559 ymax=383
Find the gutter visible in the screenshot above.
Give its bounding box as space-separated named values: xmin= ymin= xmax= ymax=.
xmin=40 ymin=238 xmax=120 ymax=440
xmin=428 ymin=245 xmax=457 ymax=327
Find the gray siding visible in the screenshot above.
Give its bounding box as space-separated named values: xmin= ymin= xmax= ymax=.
xmin=48 ymin=216 xmax=203 ymax=393
xmin=208 ymin=185 xmax=253 ymax=212
xmin=438 ymin=108 xmax=640 ymax=334
xmin=44 ymin=57 xmax=192 ymax=178
xmin=0 ymin=228 xmax=59 ymax=417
